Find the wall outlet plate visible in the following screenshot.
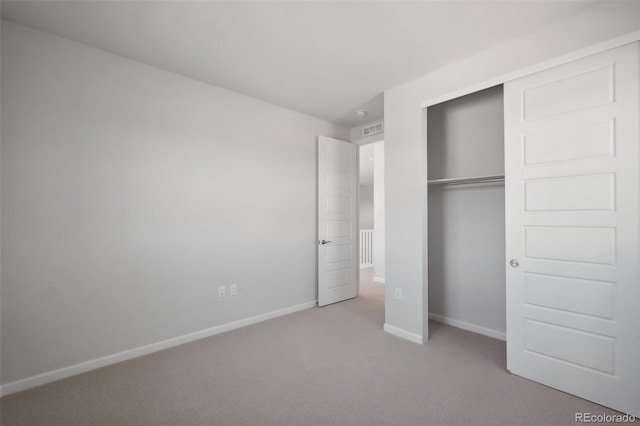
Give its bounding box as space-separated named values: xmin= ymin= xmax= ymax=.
xmin=230 ymin=284 xmax=237 ymax=296
xmin=218 ymin=286 xmax=226 ymax=298
xmin=394 ymin=288 xmax=402 ymax=300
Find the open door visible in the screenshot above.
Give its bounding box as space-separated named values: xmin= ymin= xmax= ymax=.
xmin=505 ymin=43 xmax=639 ymax=416
xmin=317 ymin=136 xmax=358 ymax=306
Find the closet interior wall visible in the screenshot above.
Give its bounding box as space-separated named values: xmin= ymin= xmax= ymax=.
xmin=427 ymin=85 xmax=507 ymax=338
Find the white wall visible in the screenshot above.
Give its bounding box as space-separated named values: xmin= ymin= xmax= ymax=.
xmin=0 ymin=21 xmax=348 ymax=386
xmin=384 ymin=2 xmax=640 ymax=340
xmin=373 ymin=142 xmax=385 ymax=282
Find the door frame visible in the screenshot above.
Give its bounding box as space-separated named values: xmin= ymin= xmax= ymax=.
xmin=354 ymin=137 xmax=385 ymax=298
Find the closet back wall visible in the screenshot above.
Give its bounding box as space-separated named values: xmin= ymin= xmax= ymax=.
xmin=0 ymin=21 xmax=348 ymax=386
xmin=427 ymin=86 xmax=506 ymax=338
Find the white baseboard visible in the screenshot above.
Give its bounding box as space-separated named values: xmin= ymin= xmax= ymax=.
xmin=373 ymin=276 xmax=385 ymax=284
xmin=383 ymin=323 xmax=424 ymax=344
xmin=428 ymin=313 xmax=506 ymax=341
xmin=0 ymin=300 xmax=317 ymax=397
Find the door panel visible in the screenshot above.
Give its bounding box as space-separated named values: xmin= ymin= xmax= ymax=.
xmin=524 ymin=226 xmax=615 ymax=264
xmin=505 ymin=43 xmax=639 ymax=416
xmin=317 ymin=136 xmax=357 ymax=306
xmin=523 ymin=174 xmax=614 ymax=211
xmin=521 ymin=65 xmax=613 ymax=121
xmin=522 ymin=119 xmax=614 ymax=165
xmin=524 ymin=272 xmax=615 ymax=319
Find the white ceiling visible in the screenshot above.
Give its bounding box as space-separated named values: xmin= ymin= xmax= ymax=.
xmin=1 ymin=1 xmax=600 ymax=127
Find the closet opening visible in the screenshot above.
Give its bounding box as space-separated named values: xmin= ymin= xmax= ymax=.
xmin=426 ymin=85 xmax=507 ymax=350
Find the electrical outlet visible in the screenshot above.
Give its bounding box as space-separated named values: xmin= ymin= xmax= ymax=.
xmin=230 ymin=284 xmax=237 ymax=296
xmin=218 ymin=286 xmax=226 ymax=298
xmin=394 ymin=288 xmax=402 ymax=300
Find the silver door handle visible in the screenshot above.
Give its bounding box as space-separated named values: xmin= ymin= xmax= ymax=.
xmin=510 ymin=259 xmax=519 ymax=268
xmin=320 ymin=240 xmax=332 ymax=245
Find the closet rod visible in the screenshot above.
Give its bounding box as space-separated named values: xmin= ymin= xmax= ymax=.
xmin=427 ymin=174 xmax=505 ymax=187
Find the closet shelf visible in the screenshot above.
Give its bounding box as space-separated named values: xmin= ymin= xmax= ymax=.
xmin=427 ymin=174 xmax=505 ymax=187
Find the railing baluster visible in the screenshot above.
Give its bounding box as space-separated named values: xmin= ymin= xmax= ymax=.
xmin=359 ymin=229 xmax=374 ymax=267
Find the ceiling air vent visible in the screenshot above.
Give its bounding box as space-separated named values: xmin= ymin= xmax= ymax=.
xmin=362 ymin=121 xmax=383 ymax=137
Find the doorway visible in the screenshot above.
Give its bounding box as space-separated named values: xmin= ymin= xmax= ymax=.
xmin=358 ymin=141 xmax=385 ymax=302
xmin=315 ymin=134 xmax=385 ymax=311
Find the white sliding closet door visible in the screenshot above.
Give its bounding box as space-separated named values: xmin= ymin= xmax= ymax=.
xmin=505 ymin=43 xmax=639 ymax=416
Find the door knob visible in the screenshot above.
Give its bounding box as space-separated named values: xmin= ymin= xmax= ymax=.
xmin=510 ymin=259 xmax=519 ymax=268
xmin=320 ymin=240 xmax=331 ymax=245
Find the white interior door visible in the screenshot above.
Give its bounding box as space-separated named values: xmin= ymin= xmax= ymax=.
xmin=505 ymin=43 xmax=639 ymax=416
xmin=317 ymin=136 xmax=358 ymax=307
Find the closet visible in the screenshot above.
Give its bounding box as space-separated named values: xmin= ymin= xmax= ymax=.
xmin=426 ymin=85 xmax=506 ymax=340
xmin=424 ymin=42 xmax=640 ymax=417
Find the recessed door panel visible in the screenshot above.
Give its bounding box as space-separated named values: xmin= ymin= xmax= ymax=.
xmin=327 ymin=268 xmax=353 ymax=289
xmin=523 ymin=120 xmax=614 ymax=166
xmin=327 ymin=244 xmax=352 ymax=264
xmin=327 ymin=221 xmax=352 ymax=239
xmin=327 ymin=196 xmax=352 ymax=214
xmin=524 ymin=320 xmax=615 ymax=374
xmin=525 ymin=273 xmax=614 ymax=319
xmin=524 ymin=226 xmax=615 ymax=265
xmin=522 ymin=66 xmax=613 ymax=121
xmin=524 ymin=174 xmax=614 ymax=212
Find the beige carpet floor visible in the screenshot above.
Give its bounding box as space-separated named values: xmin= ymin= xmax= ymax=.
xmin=0 ymin=276 xmax=630 ymax=426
